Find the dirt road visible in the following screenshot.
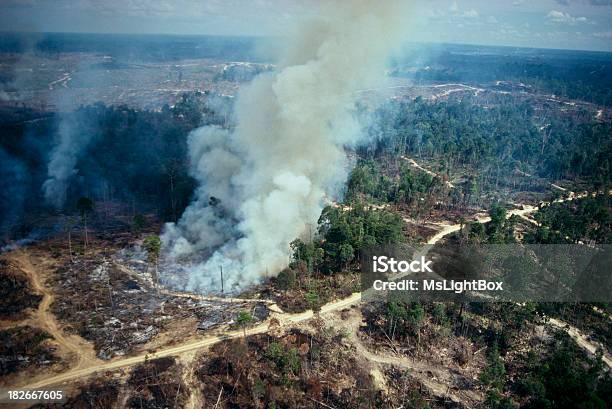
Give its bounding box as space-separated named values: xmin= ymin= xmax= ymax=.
xmin=19 ymin=292 xmax=362 ymax=389
xmin=548 ymin=318 xmax=612 ymax=368
xmin=401 ymin=156 xmax=455 ymax=188
xmin=338 ymin=307 xmax=483 ymax=408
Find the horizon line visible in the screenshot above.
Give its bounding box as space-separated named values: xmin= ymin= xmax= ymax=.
xmin=1 ymin=30 xmax=611 ymax=55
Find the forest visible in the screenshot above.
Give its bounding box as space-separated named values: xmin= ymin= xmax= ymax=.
xmin=2 ymin=88 xmax=610 ymax=247
xmin=367 ymin=96 xmax=610 ymax=187
xmin=392 ymin=44 xmax=612 ymax=105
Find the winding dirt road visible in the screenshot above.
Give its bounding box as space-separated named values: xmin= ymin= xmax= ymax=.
xmin=338 ymin=307 xmax=483 ymax=408
xmin=9 ymin=251 xmax=98 ymax=370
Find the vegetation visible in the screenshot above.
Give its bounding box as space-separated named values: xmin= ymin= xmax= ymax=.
xmin=265 ymin=341 xmax=301 ymax=382
xmin=305 ymin=291 xmax=321 ymax=315
xmin=132 ymin=213 xmax=148 ymax=232
xmin=480 ymin=343 xmax=510 ymax=402
xmin=517 ymin=332 xmax=611 ymax=409
xmin=385 ymin=301 xmax=426 ymax=346
xmin=236 ymin=310 xmax=253 ymax=338
xmin=290 ymin=204 xmax=404 ymax=275
xmin=527 ymin=193 xmax=611 ymax=244
xmin=460 ymin=204 xmax=519 ymax=244
xmin=365 ymin=97 xmax=610 ymax=194
xmin=143 ymin=234 xmax=162 ymax=284
xmin=347 ymin=159 xmax=445 ymax=218
xmin=3 ymin=89 xmax=609 ymax=247
xmin=196 ymin=330 xmax=383 ymax=408
xmin=143 ymin=235 xmax=162 ymax=263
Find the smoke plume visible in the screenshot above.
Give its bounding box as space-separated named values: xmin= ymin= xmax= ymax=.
xmin=162 ymin=1 xmax=410 ymax=292
xmin=42 ymin=111 xmax=92 ymax=209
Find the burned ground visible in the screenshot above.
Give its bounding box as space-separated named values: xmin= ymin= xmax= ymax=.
xmin=49 ymin=254 xmax=180 ymax=360
xmin=0 ymin=325 xmax=57 ymax=378
xmin=47 ymin=241 xmax=256 ymax=359
xmin=32 ymin=380 xmax=120 ymax=409
xmin=195 ymin=328 xmax=385 ymax=409
xmin=126 ymin=357 xmax=188 ymax=409
xmin=32 ymin=357 xmax=185 ymax=409
xmin=0 ymin=259 xmax=42 ymax=320
xmin=12 ymin=229 xmax=264 ymax=361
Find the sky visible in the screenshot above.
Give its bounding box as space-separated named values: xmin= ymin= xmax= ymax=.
xmin=0 ymin=0 xmax=611 ymax=52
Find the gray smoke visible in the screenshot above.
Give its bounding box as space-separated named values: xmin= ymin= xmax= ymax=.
xmin=42 ymin=112 xmax=92 ymax=208
xmin=162 ymin=0 xmax=411 ymax=292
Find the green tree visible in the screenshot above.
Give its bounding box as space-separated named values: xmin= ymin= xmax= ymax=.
xmin=488 ymin=204 xmax=508 ymax=243
xmin=305 ymin=291 xmax=321 ymax=316
xmin=480 ymin=343 xmax=506 ymax=391
xmin=432 ymin=303 xmax=449 ymax=327
xmin=132 ymin=213 xmax=147 ymax=233
xmin=236 ymin=310 xmax=253 ymax=339
xmin=407 ymin=302 xmax=425 ymax=348
xmin=484 ymin=390 xmax=517 ymax=409
xmin=519 ymin=333 xmax=610 ymax=409
xmin=337 ymin=243 xmax=355 ymax=269
xmin=143 ymin=235 xmax=162 ymax=284
xmin=387 ymin=301 xmax=407 ymax=341
xmin=290 ymin=239 xmax=324 ymax=273
xmin=265 ymin=341 xmax=300 ymax=377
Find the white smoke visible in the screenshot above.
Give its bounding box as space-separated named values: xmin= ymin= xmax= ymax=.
xmin=162 ymin=1 xmax=411 ymax=292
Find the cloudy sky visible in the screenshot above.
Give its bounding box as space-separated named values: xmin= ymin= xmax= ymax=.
xmin=1 ymin=0 xmax=611 ymax=51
